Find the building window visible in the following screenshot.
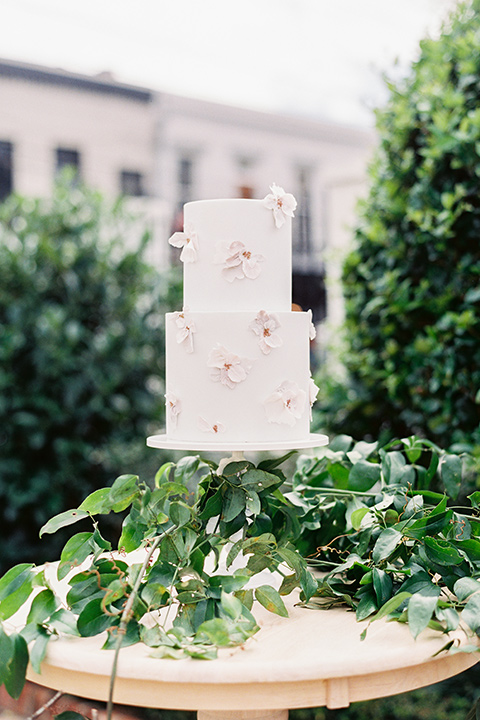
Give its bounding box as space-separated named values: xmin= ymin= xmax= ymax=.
xmin=0 ymin=141 xmax=13 ymax=201
xmin=55 ymin=147 xmax=81 ymax=181
xmin=293 ymin=168 xmax=312 ymax=255
xmin=178 ymin=156 xmax=194 ymax=206
xmin=120 ymin=170 xmax=145 ymax=197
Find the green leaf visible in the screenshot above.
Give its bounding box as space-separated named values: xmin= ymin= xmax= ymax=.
xmin=198 ymin=488 xmax=223 ymax=521
xmin=245 ymin=490 xmax=261 ymax=516
xmin=222 ymin=486 xmax=246 ymax=523
xmin=78 ymin=487 xmax=112 ymax=515
xmin=155 ymin=461 xmax=175 ymax=487
xmin=454 ymin=577 xmax=480 ymax=602
xmin=372 ymin=568 xmax=393 ymax=607
xmin=258 ymin=450 xmax=297 ymax=471
xmin=372 ymin=528 xmax=403 ymax=563
xmin=468 ymin=491 xmax=480 ymax=509
xmin=29 ymin=628 xmax=49 ymax=675
xmin=55 ymin=713 xmax=88 ymax=720
xmin=3 ymin=633 xmax=28 ymax=699
xmin=424 ymin=536 xmax=463 ymax=566
xmin=77 ymin=598 xmax=115 ymax=637
xmin=174 ymin=455 xmax=201 ymax=480
xmin=351 ymin=507 xmax=370 ymax=531
xmin=109 ymin=474 xmax=139 ymax=512
xmin=196 ymin=618 xmax=231 ymax=647
xmin=26 ymin=589 xmax=58 ymax=625
xmin=118 ymin=514 xmax=148 ymax=553
xmin=369 ymin=591 xmax=412 ymax=623
xmin=348 ymin=460 xmax=381 ymax=492
xmin=407 ymin=587 xmax=441 ymax=639
xmin=58 ymin=532 xmax=94 ymax=580
xmin=254 ymin=585 xmax=289 ymax=617
xmin=102 ymin=620 xmax=140 ymax=650
xmin=40 ymin=509 xmax=89 ymax=537
xmin=169 ymin=501 xmax=191 ymax=528
xmin=461 ymin=592 xmax=480 ymax=632
xmin=0 ymin=564 xmax=34 ymax=602
xmin=241 ymin=469 xmax=281 ymax=491
xmin=0 ymin=569 xmax=35 ymax=621
xmin=440 ymin=454 xmax=462 ymax=499
xmin=0 ymin=626 xmax=14 ymax=684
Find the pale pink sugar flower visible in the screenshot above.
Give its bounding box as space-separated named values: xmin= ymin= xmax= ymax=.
xmin=215 ymin=240 xmax=265 ymax=282
xmin=263 ymin=183 xmax=297 ymax=228
xmin=168 ymin=224 xmax=198 ymax=263
xmin=198 ymin=416 xmax=225 ymax=434
xmin=207 ymin=343 xmax=253 ymax=389
xmin=172 ymin=309 xmax=196 ymax=353
xmin=249 ymin=310 xmax=283 ymax=354
xmin=165 ymin=392 xmax=181 ymax=429
xmin=309 ymin=376 xmax=320 ymax=420
xmin=264 ymin=380 xmax=306 ymax=427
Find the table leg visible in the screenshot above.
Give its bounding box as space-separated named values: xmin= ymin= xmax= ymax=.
xmin=198 ymin=710 xmax=289 ymax=720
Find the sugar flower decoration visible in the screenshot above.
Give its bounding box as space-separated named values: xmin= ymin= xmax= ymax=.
xmin=309 ymin=376 xmax=320 ymax=420
xmin=264 ymin=380 xmax=306 ymax=427
xmin=168 ymin=224 xmax=198 ymax=263
xmin=263 ymin=183 xmax=297 ymax=228
xmin=215 ymin=240 xmax=265 ymax=282
xmin=207 ymin=343 xmax=253 ymax=389
xmin=172 ymin=309 xmax=196 ymax=353
xmin=165 ymin=392 xmax=181 ymax=429
xmin=249 ymin=310 xmax=283 ymax=355
xmin=307 ymin=309 xmax=316 ymax=340
xmin=198 ymin=416 xmax=225 ymax=434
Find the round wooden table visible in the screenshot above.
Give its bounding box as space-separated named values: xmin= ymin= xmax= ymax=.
xmin=25 ymin=589 xmax=478 ymax=720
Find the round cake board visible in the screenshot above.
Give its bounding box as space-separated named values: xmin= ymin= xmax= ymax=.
xmin=146 ymin=433 xmax=329 ymax=453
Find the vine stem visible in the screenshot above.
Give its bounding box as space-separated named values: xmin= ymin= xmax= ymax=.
xmin=26 ymin=689 xmax=63 ymax=720
xmin=106 ymin=528 xmax=174 ymax=720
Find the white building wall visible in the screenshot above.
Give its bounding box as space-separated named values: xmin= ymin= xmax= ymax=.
xmin=0 ymin=59 xmax=377 ymax=334
xmin=0 ymin=73 xmax=155 ymax=198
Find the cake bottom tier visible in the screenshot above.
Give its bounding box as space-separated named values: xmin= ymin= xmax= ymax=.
xmin=165 ymin=310 xmax=316 ymax=444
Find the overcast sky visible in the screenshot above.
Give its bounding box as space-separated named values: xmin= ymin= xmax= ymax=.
xmin=1 ymin=0 xmax=459 ymax=127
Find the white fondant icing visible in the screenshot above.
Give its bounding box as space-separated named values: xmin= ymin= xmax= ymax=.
xmin=183 ymin=199 xmax=292 ymax=312
xmin=165 ymin=310 xmax=311 ymax=443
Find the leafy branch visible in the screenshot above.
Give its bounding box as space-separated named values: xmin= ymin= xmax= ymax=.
xmin=0 ymin=435 xmax=479 ymax=720
xmin=0 ymin=451 xmax=315 ymax=709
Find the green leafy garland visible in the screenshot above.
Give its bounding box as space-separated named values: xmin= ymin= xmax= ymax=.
xmin=0 ymin=437 xmax=479 ymax=715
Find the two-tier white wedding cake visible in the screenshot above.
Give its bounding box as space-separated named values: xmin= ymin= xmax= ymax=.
xmin=147 ymin=184 xmax=328 ymax=452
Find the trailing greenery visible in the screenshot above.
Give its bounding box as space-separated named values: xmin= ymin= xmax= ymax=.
xmin=339 ymin=0 xmax=480 ymax=448
xmin=0 ymin=177 xmax=169 ymax=569
xmin=0 ymin=451 xmax=316 ymax=710
xmin=0 ymin=438 xmax=479 ymax=718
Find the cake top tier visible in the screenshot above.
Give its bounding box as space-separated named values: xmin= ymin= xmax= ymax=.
xmin=169 ymin=185 xmax=297 ymax=312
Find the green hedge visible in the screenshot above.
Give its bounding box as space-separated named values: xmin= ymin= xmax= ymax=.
xmin=338 ymin=0 xmax=480 ymax=448
xmin=0 ymin=179 xmax=169 ymax=568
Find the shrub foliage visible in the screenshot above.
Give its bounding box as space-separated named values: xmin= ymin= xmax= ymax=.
xmin=341 ymin=0 xmax=480 ymax=447
xmin=0 ymin=180 xmax=165 ymax=568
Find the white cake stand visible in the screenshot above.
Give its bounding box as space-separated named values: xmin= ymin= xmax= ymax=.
xmin=146 ymin=433 xmax=329 ymax=453
xmin=146 ymin=432 xmax=329 ymax=473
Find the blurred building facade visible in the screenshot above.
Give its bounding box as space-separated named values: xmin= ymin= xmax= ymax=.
xmin=0 ymin=57 xmax=375 ymax=332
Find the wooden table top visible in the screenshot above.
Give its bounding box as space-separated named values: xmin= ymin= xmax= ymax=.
xmin=25 ymin=590 xmax=478 ymax=711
